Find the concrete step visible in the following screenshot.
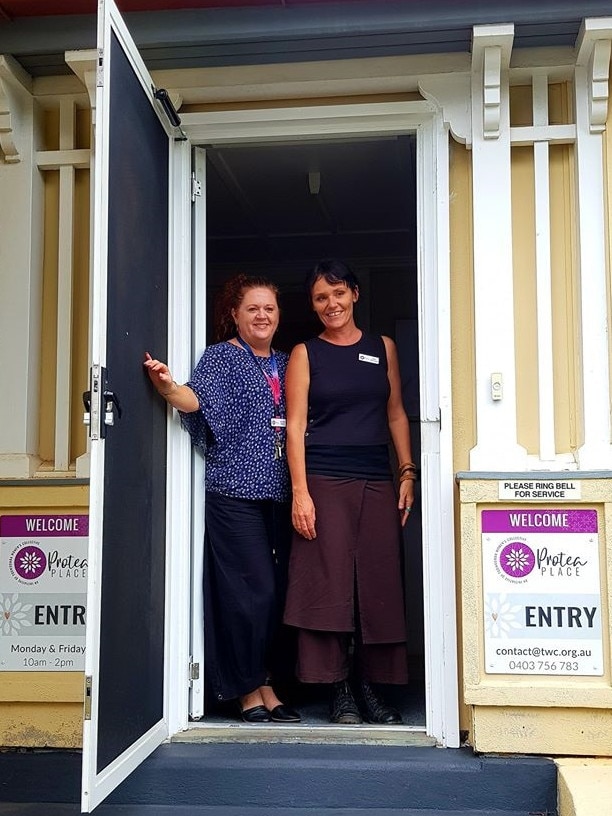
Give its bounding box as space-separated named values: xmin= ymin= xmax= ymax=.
xmin=556 ymin=758 xmax=612 ymax=816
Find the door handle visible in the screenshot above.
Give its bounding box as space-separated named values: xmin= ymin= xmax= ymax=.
xmin=103 ymin=390 xmax=122 ymax=427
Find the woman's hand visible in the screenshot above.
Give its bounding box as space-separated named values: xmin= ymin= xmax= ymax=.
xmin=144 ymin=352 xmax=176 ymax=395
xmin=292 ymin=489 xmax=317 ymax=540
xmin=398 ymin=478 xmax=415 ymax=528
xmin=143 ymin=352 xmax=199 ymax=412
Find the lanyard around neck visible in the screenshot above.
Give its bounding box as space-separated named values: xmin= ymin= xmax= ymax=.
xmin=235 ymin=336 xmax=281 ymax=410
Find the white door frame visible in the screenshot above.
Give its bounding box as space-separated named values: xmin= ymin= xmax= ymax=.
xmin=165 ymin=99 xmax=459 ymax=747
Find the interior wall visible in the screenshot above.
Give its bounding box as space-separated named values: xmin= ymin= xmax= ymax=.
xmin=204 ymin=136 xmax=424 ymax=659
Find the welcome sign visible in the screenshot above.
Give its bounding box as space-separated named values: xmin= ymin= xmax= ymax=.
xmin=0 ymin=514 xmax=88 ymax=671
xmin=481 ymin=508 xmax=603 ymax=675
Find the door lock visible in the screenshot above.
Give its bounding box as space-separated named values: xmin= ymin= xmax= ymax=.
xmin=83 ymin=366 xmax=122 ymax=439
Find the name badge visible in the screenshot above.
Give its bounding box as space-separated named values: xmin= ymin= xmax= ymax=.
xmin=271 ymin=418 xmax=287 ymax=428
xmin=359 ymin=353 xmax=379 ymax=365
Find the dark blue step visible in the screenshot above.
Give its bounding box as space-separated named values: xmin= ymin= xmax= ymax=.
xmin=0 ymin=807 xmax=552 ymax=816
xmin=0 ymin=744 xmax=557 ymax=814
xmin=107 ymin=744 xmax=557 ymax=813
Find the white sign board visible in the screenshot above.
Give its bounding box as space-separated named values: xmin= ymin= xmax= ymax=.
xmin=498 ymin=479 xmax=581 ymax=501
xmin=0 ymin=514 xmax=88 ymax=671
xmin=482 ymin=508 xmax=602 ymax=675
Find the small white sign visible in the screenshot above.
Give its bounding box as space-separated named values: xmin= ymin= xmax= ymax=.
xmin=0 ymin=514 xmax=88 ymax=671
xmin=482 ymin=508 xmax=602 ymax=676
xmin=498 ymin=479 xmax=581 ymax=501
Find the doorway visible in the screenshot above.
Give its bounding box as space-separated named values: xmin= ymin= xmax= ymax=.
xmin=191 ymin=135 xmax=426 ymax=728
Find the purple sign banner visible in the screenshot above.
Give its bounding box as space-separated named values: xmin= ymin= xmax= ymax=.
xmin=482 ymin=509 xmax=597 ymax=534
xmin=0 ymin=515 xmax=88 ymax=537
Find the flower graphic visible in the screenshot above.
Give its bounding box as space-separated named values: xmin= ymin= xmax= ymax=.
xmin=499 ymin=541 xmax=535 ymax=578
xmin=12 ymin=544 xmax=47 ymax=581
xmin=506 ymin=548 xmax=529 ymax=571
xmin=484 ymin=593 xmax=523 ymax=638
xmin=1 ymin=593 xmax=33 ymax=635
xmin=19 ymin=550 xmax=42 ymax=574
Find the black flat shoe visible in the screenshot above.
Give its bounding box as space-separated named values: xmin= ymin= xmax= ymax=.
xmin=239 ymin=704 xmax=271 ymax=723
xmin=269 ymin=704 xmax=301 ymax=723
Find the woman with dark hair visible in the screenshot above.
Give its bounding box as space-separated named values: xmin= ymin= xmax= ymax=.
xmin=284 ymin=259 xmax=414 ymax=725
xmin=145 ymin=274 xmax=299 ymax=724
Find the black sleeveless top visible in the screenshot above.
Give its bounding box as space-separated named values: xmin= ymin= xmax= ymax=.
xmin=304 ymin=334 xmax=392 ymax=479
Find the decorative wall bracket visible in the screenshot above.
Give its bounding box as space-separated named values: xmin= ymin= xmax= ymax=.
xmin=0 ymin=55 xmax=32 ymax=164
xmin=419 ymin=73 xmax=472 ymax=145
xmin=471 ymin=25 xmax=514 ymax=141
xmin=65 ymin=50 xmax=97 ymax=112
xmin=576 ymin=19 xmax=612 ymax=134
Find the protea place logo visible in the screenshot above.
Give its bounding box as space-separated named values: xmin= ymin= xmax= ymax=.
xmin=9 ymin=542 xmax=47 ymax=584
xmin=494 ymin=537 xmax=535 ymax=583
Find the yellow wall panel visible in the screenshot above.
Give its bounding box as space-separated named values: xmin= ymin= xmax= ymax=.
xmin=511 ymin=146 xmax=538 ymax=454
xmin=510 ymin=85 xmax=533 ymax=127
xmin=548 ymin=81 xmax=574 ymax=126
xmin=473 ymin=706 xmax=612 ymax=756
xmin=0 ymin=703 xmax=82 ymax=748
xmin=550 ymin=144 xmax=579 ymax=454
xmin=39 ymin=170 xmax=60 ymax=465
xmin=71 ymin=169 xmax=90 ymax=464
xmin=180 ymin=91 xmax=421 ymax=113
xmin=449 ymin=138 xmax=475 ymax=472
xmin=449 ymin=138 xmax=474 ymax=734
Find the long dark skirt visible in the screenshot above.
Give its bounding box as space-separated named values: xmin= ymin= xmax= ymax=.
xmin=284 ymin=475 xmax=406 ymax=643
xmin=204 ymin=490 xmax=293 ymax=702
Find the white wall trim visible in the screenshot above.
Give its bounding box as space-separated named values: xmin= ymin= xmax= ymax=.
xmin=187 ymin=146 xmax=208 ymax=723
xmin=0 ymin=454 xmax=41 ymax=478
xmin=164 ymin=138 xmax=194 ymax=737
xmin=469 ymin=24 xmax=527 ymax=470
xmin=574 ymin=59 xmax=612 ymax=468
xmin=532 ymin=74 xmax=556 ymax=463
xmin=416 ymin=106 xmax=460 ymax=747
xmin=0 ymin=55 xmax=43 ymax=469
xmin=180 ymin=100 xmax=437 ymax=144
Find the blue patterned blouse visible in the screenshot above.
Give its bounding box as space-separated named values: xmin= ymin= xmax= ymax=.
xmin=179 ymin=341 xmax=290 ymax=502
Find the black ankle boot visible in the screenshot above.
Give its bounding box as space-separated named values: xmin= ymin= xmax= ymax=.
xmin=358 ymin=681 xmax=402 ymax=725
xmin=330 ymin=680 xmax=362 ymax=724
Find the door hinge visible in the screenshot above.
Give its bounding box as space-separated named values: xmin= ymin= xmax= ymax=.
xmin=84 ymin=675 xmax=92 ymax=721
xmin=189 ymin=661 xmax=200 ymax=681
xmin=191 ymin=173 xmax=202 ymax=202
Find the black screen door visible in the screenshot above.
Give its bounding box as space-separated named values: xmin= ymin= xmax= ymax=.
xmin=82 ymin=1 xmax=173 ymax=810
